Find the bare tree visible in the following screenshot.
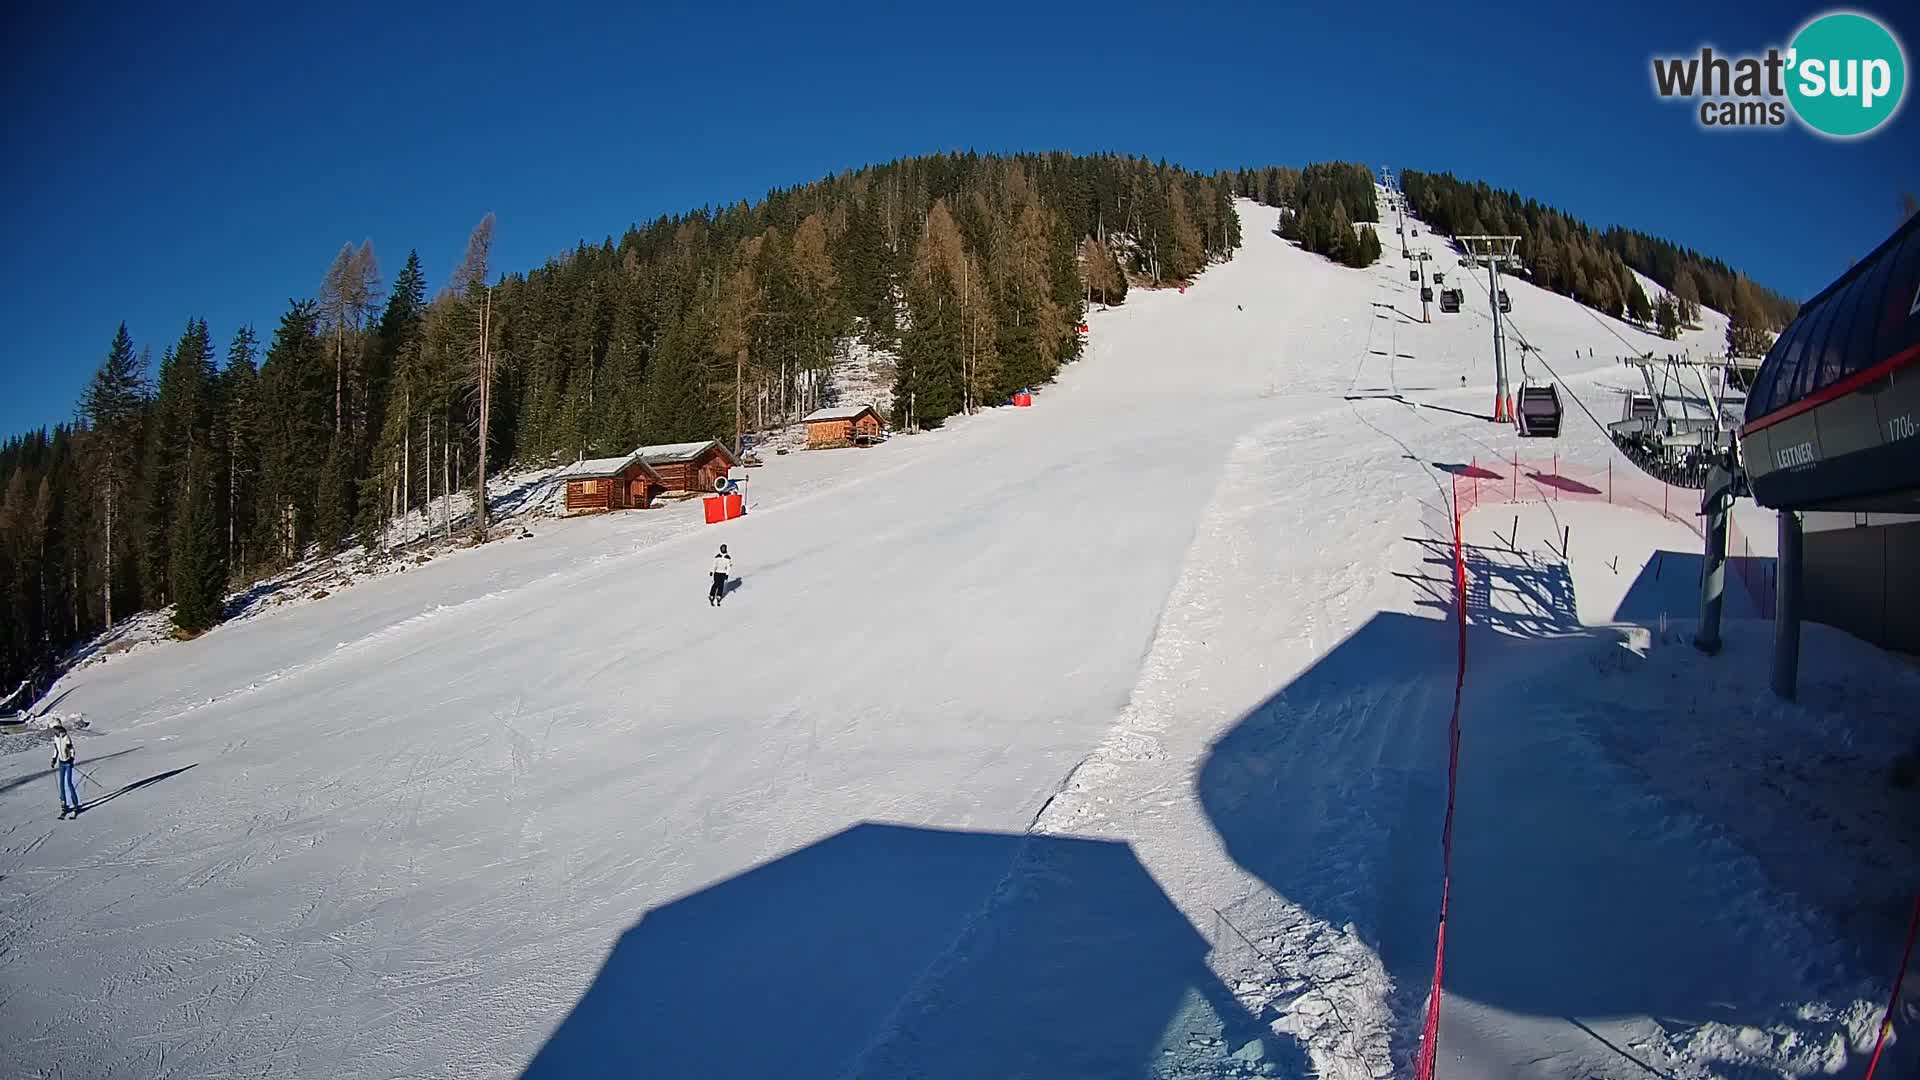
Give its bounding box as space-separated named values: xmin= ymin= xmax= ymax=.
xmin=448 ymin=214 xmax=499 ymax=541
xmin=319 ymin=241 xmax=382 ymax=433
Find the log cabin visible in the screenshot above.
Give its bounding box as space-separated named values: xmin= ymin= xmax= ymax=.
xmin=802 ymin=405 xmax=885 ymax=449
xmin=556 ymin=451 xmax=665 ymax=515
xmin=637 ymin=440 xmax=740 ymax=493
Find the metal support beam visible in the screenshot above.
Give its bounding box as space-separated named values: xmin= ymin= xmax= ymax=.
xmin=1457 ymin=235 xmax=1520 ymax=423
xmin=1694 ymin=460 xmax=1733 ymax=655
xmin=1771 ymin=509 xmax=1803 ymax=700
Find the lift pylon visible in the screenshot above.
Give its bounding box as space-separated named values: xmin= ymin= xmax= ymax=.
xmin=1456 ymin=235 xmax=1521 ymax=422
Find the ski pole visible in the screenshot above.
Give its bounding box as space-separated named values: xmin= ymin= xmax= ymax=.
xmin=76 ymin=766 xmax=105 ymax=790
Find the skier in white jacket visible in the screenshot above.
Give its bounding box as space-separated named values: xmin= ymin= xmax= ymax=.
xmin=709 ymin=545 xmax=733 ymax=607
xmin=50 ymin=722 xmax=80 ymax=819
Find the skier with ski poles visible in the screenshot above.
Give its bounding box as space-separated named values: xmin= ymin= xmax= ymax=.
xmin=50 ymin=722 xmax=81 ymax=819
xmin=709 ymin=544 xmax=733 ymax=607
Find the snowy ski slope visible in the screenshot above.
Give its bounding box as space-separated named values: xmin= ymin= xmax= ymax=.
xmin=2 ymin=198 xmax=1908 ymax=1080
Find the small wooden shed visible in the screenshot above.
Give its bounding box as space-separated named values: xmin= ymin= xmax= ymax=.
xmin=802 ymin=405 xmax=884 ymax=449
xmin=638 ymin=440 xmax=740 ymax=493
xmin=556 ymin=451 xmax=665 ymax=515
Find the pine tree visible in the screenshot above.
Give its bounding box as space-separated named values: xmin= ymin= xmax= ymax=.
xmin=168 ymin=451 xmax=223 ymax=635
xmin=80 ymin=324 xmax=147 ymax=626
xmin=1626 ymin=279 xmax=1653 ymax=325
xmin=314 ymin=444 xmax=350 ymax=553
xmin=1654 ymin=296 xmax=1680 ymax=339
xmin=219 ymin=327 xmax=260 ymax=572
xmin=140 ymin=319 xmax=216 ymax=604
xmin=254 ymin=301 xmax=327 ymax=566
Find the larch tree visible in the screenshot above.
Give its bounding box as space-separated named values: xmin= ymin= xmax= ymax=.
xmin=449 ymin=214 xmax=499 ymax=540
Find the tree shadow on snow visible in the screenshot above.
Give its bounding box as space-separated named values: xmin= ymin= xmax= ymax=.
xmin=520 ymin=823 xmax=1308 ymax=1079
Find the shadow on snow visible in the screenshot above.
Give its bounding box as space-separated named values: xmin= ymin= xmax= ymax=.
xmin=521 ymin=822 xmax=1305 ymax=1079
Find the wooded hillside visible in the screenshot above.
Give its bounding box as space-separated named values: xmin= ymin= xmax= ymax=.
xmin=0 ymin=152 xmax=1241 ymax=685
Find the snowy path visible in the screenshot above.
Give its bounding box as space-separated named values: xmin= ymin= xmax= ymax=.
xmin=1 ymin=201 xmax=1896 ymax=1080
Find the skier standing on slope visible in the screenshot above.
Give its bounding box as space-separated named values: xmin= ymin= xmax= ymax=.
xmin=50 ymin=722 xmax=81 ymax=819
xmin=709 ymin=545 xmax=733 ymax=607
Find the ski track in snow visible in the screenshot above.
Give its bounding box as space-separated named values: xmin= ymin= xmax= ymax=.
xmin=1 ymin=198 xmax=1906 ymax=1080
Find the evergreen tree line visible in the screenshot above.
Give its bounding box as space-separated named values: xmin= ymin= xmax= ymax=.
xmin=0 ymin=152 xmax=1242 ymax=687
xmin=1230 ymin=163 xmax=1383 ymax=268
xmin=1397 ymin=169 xmax=1794 ymax=348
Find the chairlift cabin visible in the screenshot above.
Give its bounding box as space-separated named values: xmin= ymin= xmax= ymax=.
xmin=1516 ymin=384 xmax=1563 ymax=438
xmin=1438 ymin=289 xmax=1462 ymax=313
xmin=1498 ymin=289 xmax=1512 ymax=313
xmin=1432 ymin=272 xmax=1445 ymax=284
xmin=1408 ymin=269 xmax=1419 ymax=282
xmin=1420 ymin=287 xmax=1434 ymax=302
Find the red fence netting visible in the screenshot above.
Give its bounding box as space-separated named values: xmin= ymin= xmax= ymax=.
xmin=1414 ymin=478 xmax=1471 ymax=1080
xmin=1451 ymin=451 xmax=1774 ymax=618
xmin=1415 ymin=454 xmax=1801 ymax=1077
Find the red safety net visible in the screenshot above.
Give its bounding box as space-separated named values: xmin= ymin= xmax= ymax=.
xmin=1451 ymin=451 xmax=1775 ymax=618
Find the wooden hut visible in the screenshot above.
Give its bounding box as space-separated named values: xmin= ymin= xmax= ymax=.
xmin=802 ymin=405 xmax=885 ymax=449
xmin=556 ymin=451 xmax=665 ymax=515
xmin=637 ymin=440 xmax=740 ymax=493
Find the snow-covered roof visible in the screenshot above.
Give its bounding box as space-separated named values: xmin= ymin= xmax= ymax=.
xmin=637 ymin=440 xmax=736 ymax=465
xmin=802 ymin=405 xmax=879 ymax=423
xmin=553 ymin=451 xmax=661 ymax=482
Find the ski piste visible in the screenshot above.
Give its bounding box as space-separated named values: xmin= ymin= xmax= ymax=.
xmin=1 ymin=197 xmax=1909 ymax=1080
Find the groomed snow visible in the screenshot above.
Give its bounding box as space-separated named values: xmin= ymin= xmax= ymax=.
xmin=2 ymin=197 xmax=1909 ymax=1080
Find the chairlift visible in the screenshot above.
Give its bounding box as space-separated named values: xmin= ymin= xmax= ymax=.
xmin=1498 ymin=289 xmax=1512 ymax=313
xmin=1408 ymin=269 xmax=1419 ymax=282
xmin=1432 ymin=271 xmax=1444 ymax=284
xmin=1439 ymin=289 xmax=1462 ymax=313
xmin=1420 ymin=287 xmax=1434 ymax=302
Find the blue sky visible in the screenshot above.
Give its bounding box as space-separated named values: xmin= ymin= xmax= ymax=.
xmin=3 ymin=0 xmax=1914 ymax=437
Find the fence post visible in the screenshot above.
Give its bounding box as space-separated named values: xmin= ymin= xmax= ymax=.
xmin=1608 ymin=457 xmax=1613 ymax=504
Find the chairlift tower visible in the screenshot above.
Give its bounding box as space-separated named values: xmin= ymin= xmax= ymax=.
xmin=1457 ymin=235 xmax=1521 ymax=423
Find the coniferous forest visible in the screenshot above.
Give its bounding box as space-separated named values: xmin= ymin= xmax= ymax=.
xmin=1231 ymin=164 xmax=1384 ymax=268
xmin=0 ymin=152 xmax=1242 ymax=688
xmin=1396 ymin=170 xmax=1797 ymax=347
